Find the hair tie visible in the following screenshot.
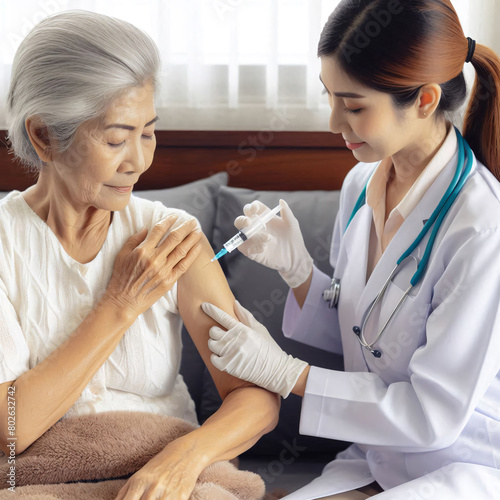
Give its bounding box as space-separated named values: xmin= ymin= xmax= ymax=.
xmin=466 ymin=37 xmax=476 ymax=63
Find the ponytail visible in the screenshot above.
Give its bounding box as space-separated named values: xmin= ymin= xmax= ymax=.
xmin=463 ymin=44 xmax=500 ymax=180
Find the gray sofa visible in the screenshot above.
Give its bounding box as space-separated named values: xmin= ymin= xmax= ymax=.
xmin=0 ymin=174 xmax=349 ymax=495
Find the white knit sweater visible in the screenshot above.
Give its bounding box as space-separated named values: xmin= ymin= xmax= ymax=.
xmin=0 ymin=191 xmax=197 ymax=424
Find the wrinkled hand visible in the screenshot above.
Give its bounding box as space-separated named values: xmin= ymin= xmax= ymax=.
xmin=202 ymin=301 xmax=308 ymax=398
xmin=104 ymin=215 xmax=202 ymax=321
xmin=234 ymin=199 xmax=313 ymax=288
xmin=114 ymin=441 xmax=200 ymax=500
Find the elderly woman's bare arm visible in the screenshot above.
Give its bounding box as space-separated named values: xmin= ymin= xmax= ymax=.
xmin=177 ymin=234 xmax=281 ymax=455
xmin=113 ymin=233 xmax=281 ymax=500
xmin=175 ymin=235 xmax=280 ymax=458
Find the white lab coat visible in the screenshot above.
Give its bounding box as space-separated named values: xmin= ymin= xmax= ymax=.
xmin=281 ymin=149 xmax=500 ymax=499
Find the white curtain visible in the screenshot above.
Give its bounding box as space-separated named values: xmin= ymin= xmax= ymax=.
xmin=0 ymin=0 xmax=498 ymax=131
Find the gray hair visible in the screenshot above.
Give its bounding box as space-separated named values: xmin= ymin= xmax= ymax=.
xmin=6 ymin=10 xmax=161 ymax=173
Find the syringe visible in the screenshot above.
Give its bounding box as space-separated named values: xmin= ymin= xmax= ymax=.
xmin=211 ymin=204 xmax=281 ymax=262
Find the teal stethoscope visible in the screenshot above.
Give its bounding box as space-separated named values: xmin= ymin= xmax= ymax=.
xmin=323 ymin=126 xmax=474 ymax=358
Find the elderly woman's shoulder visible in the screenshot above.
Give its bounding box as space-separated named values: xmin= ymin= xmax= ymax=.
xmin=127 ymin=194 xmax=202 ymax=232
xmin=0 ymin=190 xmax=27 ymax=230
xmin=0 ymin=190 xmax=20 ymax=208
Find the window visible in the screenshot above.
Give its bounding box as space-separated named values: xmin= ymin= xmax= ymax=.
xmin=0 ymin=0 xmax=495 ymax=131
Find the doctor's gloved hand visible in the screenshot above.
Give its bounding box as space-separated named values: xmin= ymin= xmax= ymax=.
xmin=234 ymin=199 xmax=313 ymax=288
xmin=201 ymin=301 xmax=309 ymax=398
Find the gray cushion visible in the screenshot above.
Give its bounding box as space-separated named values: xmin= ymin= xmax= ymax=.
xmin=204 ymin=185 xmax=348 ymax=457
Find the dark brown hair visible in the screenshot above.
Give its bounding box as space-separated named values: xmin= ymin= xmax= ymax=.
xmin=318 ymin=0 xmax=500 ymax=180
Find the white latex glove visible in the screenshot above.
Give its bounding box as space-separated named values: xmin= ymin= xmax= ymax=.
xmin=201 ymin=300 xmax=309 ymax=398
xmin=234 ymin=199 xmax=313 ymax=289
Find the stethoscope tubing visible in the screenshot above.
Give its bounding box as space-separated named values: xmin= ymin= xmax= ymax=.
xmin=400 ymin=128 xmax=473 ymax=286
xmin=356 ymin=264 xmax=413 ymax=354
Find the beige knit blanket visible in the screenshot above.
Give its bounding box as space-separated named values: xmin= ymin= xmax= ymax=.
xmin=0 ymin=411 xmax=265 ymax=499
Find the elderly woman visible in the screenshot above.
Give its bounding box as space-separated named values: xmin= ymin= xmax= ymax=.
xmin=0 ymin=10 xmax=279 ymax=499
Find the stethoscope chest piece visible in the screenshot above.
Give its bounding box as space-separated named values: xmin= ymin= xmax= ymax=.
xmin=323 ymin=277 xmax=341 ymax=308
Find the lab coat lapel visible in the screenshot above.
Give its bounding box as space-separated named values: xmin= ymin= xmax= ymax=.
xmin=342 ymin=203 xmax=372 ymax=302
xmin=355 ymin=149 xmax=468 ymax=321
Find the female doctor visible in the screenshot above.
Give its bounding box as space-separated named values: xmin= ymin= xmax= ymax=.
xmin=202 ymin=0 xmax=500 ymax=499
